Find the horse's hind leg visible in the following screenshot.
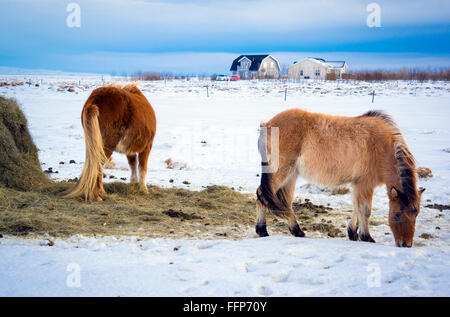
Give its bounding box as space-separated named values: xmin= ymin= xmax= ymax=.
xmin=137 ymin=142 xmax=153 ymax=192
xmin=256 ymin=165 xmax=304 ymax=237
xmin=278 ymin=174 xmax=305 ymax=237
xmin=127 ymin=154 xmax=138 ymax=182
xmin=352 ymin=183 xmax=375 ymax=243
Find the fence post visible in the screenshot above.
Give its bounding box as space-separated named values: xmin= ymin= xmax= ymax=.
xmin=206 ymin=86 xmax=209 ymax=97
xmin=284 ymin=87 xmax=287 ymax=101
xmin=372 ymin=90 xmax=375 ymax=103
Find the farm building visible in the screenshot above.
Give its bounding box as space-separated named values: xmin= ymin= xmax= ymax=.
xmin=288 ymin=58 xmax=347 ymax=80
xmin=230 ymin=54 xmax=280 ymax=79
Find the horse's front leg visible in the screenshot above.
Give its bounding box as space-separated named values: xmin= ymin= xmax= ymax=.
xmin=352 ymin=183 xmax=376 ymax=243
xmin=255 ymin=197 xmax=269 ymax=237
xmin=347 ymin=210 xmax=359 ymax=241
xmin=348 ymin=187 xmax=360 ymax=241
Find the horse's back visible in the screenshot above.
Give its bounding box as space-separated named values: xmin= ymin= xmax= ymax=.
xmin=263 ymin=108 xmax=393 ymax=186
xmin=83 ymin=84 xmax=156 ymax=154
xmin=84 ymin=86 xmax=130 ymax=123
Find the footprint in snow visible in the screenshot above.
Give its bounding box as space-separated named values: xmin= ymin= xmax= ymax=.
xmin=235 ymin=262 xmax=257 ymax=273
xmin=258 ymin=259 xmax=278 ymax=264
xmin=254 ymin=285 xmax=272 ymax=296
xmin=271 ymin=272 xmax=290 ymax=283
xmin=196 ymin=242 xmax=216 ymax=249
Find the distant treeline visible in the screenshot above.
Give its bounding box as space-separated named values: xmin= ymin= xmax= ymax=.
xmin=328 ymin=68 xmax=450 ymax=81
xmin=130 ymin=71 xmax=210 ymax=81
xmin=126 ymin=68 xmax=450 ymax=82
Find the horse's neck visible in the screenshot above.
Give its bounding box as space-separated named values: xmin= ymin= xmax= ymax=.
xmin=382 ymin=150 xmax=418 ymax=204
xmin=382 ymin=154 xmax=402 ymax=190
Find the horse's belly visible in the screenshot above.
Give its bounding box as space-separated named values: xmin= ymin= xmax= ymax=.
xmin=115 ymin=138 xmax=131 ymax=154
xmin=115 ymin=133 xmax=137 ymax=155
xmin=114 ymin=126 xmax=152 ymax=155
xmin=296 ymin=155 xmax=353 ymax=187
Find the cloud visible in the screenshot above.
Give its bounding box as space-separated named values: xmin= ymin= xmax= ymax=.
xmin=0 ymin=0 xmax=449 ymax=73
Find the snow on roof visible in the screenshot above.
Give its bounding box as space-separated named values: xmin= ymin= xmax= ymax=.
xmin=307 ymin=58 xmax=346 ymax=69
xmin=230 ymin=54 xmax=280 ymax=71
xmin=326 ymin=61 xmax=346 ymax=68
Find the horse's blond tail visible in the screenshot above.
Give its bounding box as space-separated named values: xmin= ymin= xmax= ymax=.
xmin=65 ymin=104 xmax=107 ymax=201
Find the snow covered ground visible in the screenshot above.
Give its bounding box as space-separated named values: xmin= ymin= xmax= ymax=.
xmin=1 ymin=235 xmax=448 ymax=296
xmin=0 ymin=76 xmax=449 ymax=296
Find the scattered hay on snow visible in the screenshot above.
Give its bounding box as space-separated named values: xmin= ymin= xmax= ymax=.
xmin=164 ymin=158 xmax=187 ymax=170
xmin=0 ymin=181 xmax=347 ymax=239
xmin=417 ymin=167 xmax=433 ymax=179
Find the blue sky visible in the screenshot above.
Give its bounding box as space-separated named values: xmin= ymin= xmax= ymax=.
xmin=0 ymin=0 xmax=449 ymax=74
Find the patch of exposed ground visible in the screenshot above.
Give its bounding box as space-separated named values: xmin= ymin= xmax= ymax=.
xmin=292 ymin=199 xmax=346 ymax=238
xmin=0 ymin=182 xmax=348 ymax=240
xmin=425 ymin=203 xmax=450 ymax=211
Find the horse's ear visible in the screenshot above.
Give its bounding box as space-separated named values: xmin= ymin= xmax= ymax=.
xmin=419 ymin=187 xmax=426 ymax=196
xmin=391 ymin=187 xmax=399 ymax=199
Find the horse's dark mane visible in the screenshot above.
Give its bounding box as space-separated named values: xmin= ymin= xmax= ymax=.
xmin=362 ymin=110 xmax=419 ymax=209
xmin=362 ymin=110 xmax=397 ymax=130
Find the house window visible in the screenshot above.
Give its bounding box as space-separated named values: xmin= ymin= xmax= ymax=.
xmin=240 ymin=60 xmax=249 ymax=69
xmin=315 ymin=69 xmax=321 ymax=76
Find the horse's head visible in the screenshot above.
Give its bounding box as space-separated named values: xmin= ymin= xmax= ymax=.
xmin=388 ymin=186 xmax=425 ymax=247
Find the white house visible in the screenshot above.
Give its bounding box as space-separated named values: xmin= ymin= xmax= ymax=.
xmin=288 ymin=58 xmax=347 ymax=80
xmin=230 ymin=54 xmax=280 ymax=79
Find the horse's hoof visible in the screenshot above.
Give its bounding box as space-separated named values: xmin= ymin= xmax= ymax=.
xmin=347 ymin=227 xmax=358 ymax=241
xmin=256 ymin=224 xmax=269 ymax=237
xmin=140 ymin=184 xmax=149 ymax=193
xmin=359 ymin=234 xmax=376 ymax=243
xmin=289 ymin=223 xmax=305 ymax=237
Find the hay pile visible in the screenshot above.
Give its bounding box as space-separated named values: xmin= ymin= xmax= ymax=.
xmin=0 ymin=96 xmax=50 ymax=190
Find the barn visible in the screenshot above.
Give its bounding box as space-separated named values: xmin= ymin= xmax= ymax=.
xmin=288 ymin=57 xmax=347 ymax=80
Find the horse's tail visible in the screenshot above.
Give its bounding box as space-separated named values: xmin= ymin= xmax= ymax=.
xmin=256 ymin=175 xmax=290 ymax=217
xmin=65 ymin=104 xmax=107 ymax=201
xmin=256 ymin=124 xmax=290 ymax=216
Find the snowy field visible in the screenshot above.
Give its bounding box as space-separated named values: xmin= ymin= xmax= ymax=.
xmin=0 ymin=75 xmax=449 ymax=296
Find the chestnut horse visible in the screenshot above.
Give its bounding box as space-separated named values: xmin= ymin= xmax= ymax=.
xmin=256 ymin=109 xmax=425 ymax=247
xmin=66 ymin=83 xmax=156 ymax=201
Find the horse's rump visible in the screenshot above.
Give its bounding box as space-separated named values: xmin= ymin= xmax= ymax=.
xmin=66 ymin=83 xmax=156 ymax=201
xmin=85 ymin=84 xmax=156 ymax=155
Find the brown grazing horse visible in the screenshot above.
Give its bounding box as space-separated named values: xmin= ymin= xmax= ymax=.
xmin=66 ymin=83 xmax=156 ymax=201
xmin=256 ymin=109 xmax=425 ymax=247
